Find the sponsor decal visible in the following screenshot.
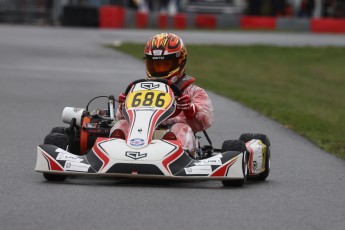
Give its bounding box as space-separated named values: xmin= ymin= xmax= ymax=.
xmin=64 ymin=161 xmax=90 ymax=172
xmin=247 ymin=140 xmax=264 ymax=174
xmin=153 ymin=50 xmax=163 ymax=56
xmin=56 ymin=149 xmax=83 ymax=162
xmin=140 ymin=82 xmax=160 ymax=90
xmin=125 ymin=151 xmax=147 ymax=160
xmin=130 ymin=138 xmax=145 ymax=147
xmin=253 ymin=160 xmax=258 ymax=172
xmin=152 ymin=56 xmax=165 ymax=60
xmin=184 ymin=165 xmax=212 ymax=175
xmin=73 ymin=108 xmax=83 ymax=113
xmin=194 ymin=157 xmax=222 ymax=166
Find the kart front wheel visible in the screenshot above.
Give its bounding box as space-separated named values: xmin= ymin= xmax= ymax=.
xmin=43 ymin=173 xmax=67 ymax=181
xmin=240 ymin=133 xmax=270 ymax=181
xmin=43 ymin=133 xmax=68 ymax=181
xmin=221 ymin=140 xmax=248 ymax=187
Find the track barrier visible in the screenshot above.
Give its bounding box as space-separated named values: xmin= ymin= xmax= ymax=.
xmin=64 ymin=6 xmax=345 ymax=34
xmin=195 ymin=14 xmax=217 ymax=29
xmin=158 ymin=14 xmax=169 ymax=29
xmin=311 ymin=19 xmax=345 ymax=33
xmin=136 ymin=12 xmax=148 ymax=28
xmin=62 ymin=5 xmax=99 ymax=27
xmin=241 ymin=16 xmax=276 ymax=30
xmin=174 ymin=14 xmax=187 ymax=29
xmin=99 ymin=6 xmax=125 ymax=28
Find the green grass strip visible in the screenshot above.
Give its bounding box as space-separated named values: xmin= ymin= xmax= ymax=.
xmin=109 ymin=43 xmax=345 ymax=160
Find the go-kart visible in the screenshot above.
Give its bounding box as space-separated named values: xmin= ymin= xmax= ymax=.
xmin=35 ymin=79 xmax=271 ymax=187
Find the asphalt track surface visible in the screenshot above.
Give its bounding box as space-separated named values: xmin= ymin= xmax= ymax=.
xmin=0 ymin=25 xmax=344 ymax=230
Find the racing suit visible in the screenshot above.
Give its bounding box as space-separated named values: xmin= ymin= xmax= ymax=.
xmin=110 ymin=75 xmax=214 ymax=153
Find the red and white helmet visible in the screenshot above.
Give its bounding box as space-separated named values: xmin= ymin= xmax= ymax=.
xmin=144 ymin=33 xmax=187 ymax=80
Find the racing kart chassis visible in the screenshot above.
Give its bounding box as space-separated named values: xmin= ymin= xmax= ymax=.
xmin=36 ymin=79 xmax=270 ymax=187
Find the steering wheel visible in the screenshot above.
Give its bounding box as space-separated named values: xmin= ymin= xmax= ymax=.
xmin=124 ymin=79 xmax=182 ymax=97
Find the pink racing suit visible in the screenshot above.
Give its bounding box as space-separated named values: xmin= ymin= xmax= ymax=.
xmin=110 ymin=75 xmax=214 ymax=152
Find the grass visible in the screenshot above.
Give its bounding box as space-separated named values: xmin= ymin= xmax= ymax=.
xmin=109 ymin=43 xmax=345 ymax=160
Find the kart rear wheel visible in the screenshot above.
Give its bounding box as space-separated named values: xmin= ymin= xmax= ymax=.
xmin=221 ymin=140 xmax=248 ymax=187
xmin=50 ymin=126 xmax=67 ymax=134
xmin=47 ymin=127 xmax=80 ymax=155
xmin=44 ymin=133 xmax=69 ymax=150
xmin=43 ymin=133 xmax=68 ymax=181
xmin=239 ymin=133 xmax=270 ymax=181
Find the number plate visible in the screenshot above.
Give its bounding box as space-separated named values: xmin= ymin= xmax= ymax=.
xmin=126 ymin=90 xmax=172 ymax=109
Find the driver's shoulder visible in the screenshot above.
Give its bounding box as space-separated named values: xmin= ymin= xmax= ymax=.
xmin=175 ymin=74 xmax=196 ymax=91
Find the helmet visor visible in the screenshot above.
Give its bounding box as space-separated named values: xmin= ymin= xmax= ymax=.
xmin=146 ymin=58 xmax=179 ymax=78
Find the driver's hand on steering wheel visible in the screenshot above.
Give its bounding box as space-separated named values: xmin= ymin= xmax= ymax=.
xmin=177 ymin=94 xmax=196 ymax=119
xmin=118 ymin=93 xmax=127 ymax=113
xmin=118 ymin=93 xmax=127 ymax=104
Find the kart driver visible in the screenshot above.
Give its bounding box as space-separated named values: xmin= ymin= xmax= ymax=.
xmin=110 ymin=33 xmax=214 ymax=155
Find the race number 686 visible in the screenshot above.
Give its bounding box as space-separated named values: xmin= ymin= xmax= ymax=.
xmin=127 ymin=91 xmax=172 ymax=108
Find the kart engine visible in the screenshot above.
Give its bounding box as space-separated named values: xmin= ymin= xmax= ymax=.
xmin=62 ymin=107 xmax=85 ymax=127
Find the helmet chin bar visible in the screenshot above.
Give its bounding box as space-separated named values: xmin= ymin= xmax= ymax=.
xmin=146 ymin=68 xmax=183 ymax=82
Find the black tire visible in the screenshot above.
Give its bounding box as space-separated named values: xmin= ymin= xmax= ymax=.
xmin=50 ymin=126 xmax=67 ymax=134
xmin=43 ymin=173 xmax=67 ymax=181
xmin=42 ymin=133 xmax=68 ymax=181
xmin=44 ymin=133 xmax=69 ymax=150
xmin=49 ymin=126 xmax=80 ymax=155
xmin=222 ymin=178 xmax=246 ymax=187
xmin=239 ymin=133 xmax=270 ymax=181
xmin=221 ymin=140 xmax=247 ymax=153
xmin=239 ymin=133 xmax=270 ymax=147
xmin=221 ymin=140 xmax=248 ymax=187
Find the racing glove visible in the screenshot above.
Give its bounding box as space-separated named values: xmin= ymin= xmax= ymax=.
xmin=118 ymin=93 xmax=127 ymax=113
xmin=176 ymin=94 xmax=197 ymax=119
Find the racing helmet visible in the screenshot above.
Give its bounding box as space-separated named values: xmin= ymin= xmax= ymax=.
xmin=144 ymin=33 xmax=187 ymax=80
